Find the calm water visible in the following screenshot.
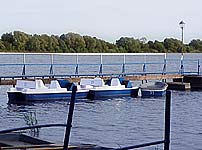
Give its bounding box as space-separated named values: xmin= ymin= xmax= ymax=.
xmin=0 ymin=53 xmax=202 ymax=150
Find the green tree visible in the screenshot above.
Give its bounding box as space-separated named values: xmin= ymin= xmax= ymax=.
xmin=189 ymin=39 xmax=202 ymax=52
xmin=163 ymin=38 xmax=182 ymax=52
xmin=116 ymin=37 xmax=141 ymax=53
xmin=25 ymin=35 xmax=41 ymax=52
xmin=50 ymin=35 xmax=60 ymax=53
xmin=0 ymin=40 xmax=6 ymax=51
xmin=60 ymin=33 xmax=86 ymax=52
xmin=83 ymin=36 xmax=96 ymax=51
xmin=1 ymin=32 xmax=15 ymax=50
xmin=13 ymin=31 xmax=30 ymax=51
xmin=153 ymin=40 xmax=165 ymax=52
xmin=58 ymin=38 xmax=68 ymax=53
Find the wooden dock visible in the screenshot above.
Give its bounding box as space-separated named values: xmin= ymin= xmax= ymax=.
xmin=0 ymin=74 xmax=183 ymax=85
xmin=167 ymin=82 xmax=191 ymax=90
xmin=1 ymin=74 xmax=201 ymax=90
xmin=0 ymin=53 xmax=201 ymax=90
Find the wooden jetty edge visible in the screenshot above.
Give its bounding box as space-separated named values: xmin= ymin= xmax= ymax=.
xmin=1 ymin=74 xmax=202 ymax=90
xmin=0 ymin=74 xmax=183 ymax=85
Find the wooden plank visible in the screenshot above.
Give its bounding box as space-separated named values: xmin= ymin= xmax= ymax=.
xmin=124 ymin=74 xmax=183 ymax=80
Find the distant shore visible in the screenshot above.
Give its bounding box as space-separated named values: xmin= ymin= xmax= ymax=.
xmin=0 ymin=31 xmax=202 ymax=53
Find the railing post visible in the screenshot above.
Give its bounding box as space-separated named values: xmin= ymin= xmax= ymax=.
xmin=164 ymin=90 xmax=171 ymax=150
xmin=49 ymin=54 xmax=54 ymax=75
xmin=99 ymin=54 xmax=103 ymax=75
xmin=143 ymin=54 xmax=148 ymax=83
xmin=122 ymin=54 xmax=126 ymax=75
xmin=198 ymin=59 xmax=200 ymax=75
xmin=142 ymin=63 xmax=147 ymax=83
xmin=75 ymin=54 xmax=79 ymax=75
xmin=143 ymin=63 xmax=146 ymax=73
xmin=180 ymin=54 xmax=184 ymax=75
xmin=63 ymin=86 xmax=77 ymax=150
xmin=22 ymin=54 xmax=26 ymax=76
xmin=162 ymin=54 xmax=167 ymax=82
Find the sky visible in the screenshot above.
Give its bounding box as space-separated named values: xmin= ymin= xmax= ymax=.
xmin=0 ymin=0 xmax=201 ymax=43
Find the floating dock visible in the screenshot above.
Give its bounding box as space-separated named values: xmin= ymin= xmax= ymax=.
xmin=167 ymin=82 xmax=191 ymax=90
xmin=1 ymin=75 xmax=202 ymax=90
xmin=173 ymin=75 xmax=202 ymax=90
xmin=0 ymin=74 xmax=183 ymax=85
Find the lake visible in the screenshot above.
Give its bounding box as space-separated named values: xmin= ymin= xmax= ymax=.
xmin=0 ymin=53 xmax=202 ymax=150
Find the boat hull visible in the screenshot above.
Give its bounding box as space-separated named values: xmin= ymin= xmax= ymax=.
xmin=8 ymin=91 xmax=88 ymax=104
xmin=141 ymin=90 xmax=166 ymax=97
xmin=87 ymin=88 xmax=139 ymax=99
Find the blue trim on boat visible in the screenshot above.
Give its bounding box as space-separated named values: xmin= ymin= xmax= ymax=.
xmin=8 ymin=91 xmax=88 ymax=104
xmin=87 ymin=88 xmax=139 ymax=99
xmin=141 ymin=90 xmax=166 ymax=97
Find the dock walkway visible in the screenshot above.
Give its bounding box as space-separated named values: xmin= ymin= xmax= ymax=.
xmin=0 ymin=53 xmax=201 ymax=88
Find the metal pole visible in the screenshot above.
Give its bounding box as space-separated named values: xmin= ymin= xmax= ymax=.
xmin=181 ymin=26 xmax=184 ymax=75
xmin=122 ymin=54 xmax=126 ymax=74
xmin=22 ymin=54 xmax=26 ymax=76
xmin=0 ymin=124 xmax=67 ymax=134
xmin=164 ymin=90 xmax=171 ymax=150
xmin=181 ymin=27 xmax=184 ymax=47
xmin=198 ymin=59 xmax=200 ymax=75
xmin=181 ymin=27 xmax=184 ymax=62
xmin=179 ymin=21 xmax=185 ymax=64
xmin=63 ymin=86 xmax=77 ymax=150
xmin=99 ymin=54 xmax=103 ymax=74
xmin=49 ymin=54 xmax=54 ymax=75
xmin=163 ymin=54 xmax=167 ymax=75
xmin=76 ymin=54 xmax=78 ymax=65
xmin=75 ymin=55 xmax=79 ymax=75
xmin=144 ymin=55 xmax=147 ymax=83
xmin=180 ymin=54 xmax=184 ymax=75
xmin=180 ymin=21 xmax=184 ymax=55
xmin=162 ymin=56 xmax=167 ymax=82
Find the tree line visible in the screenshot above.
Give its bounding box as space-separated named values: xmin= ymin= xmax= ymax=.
xmin=0 ymin=31 xmax=202 ymax=53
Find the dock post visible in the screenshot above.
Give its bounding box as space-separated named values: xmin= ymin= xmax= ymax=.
xmin=164 ymin=90 xmax=171 ymax=150
xmin=63 ymin=86 xmax=77 ymax=150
